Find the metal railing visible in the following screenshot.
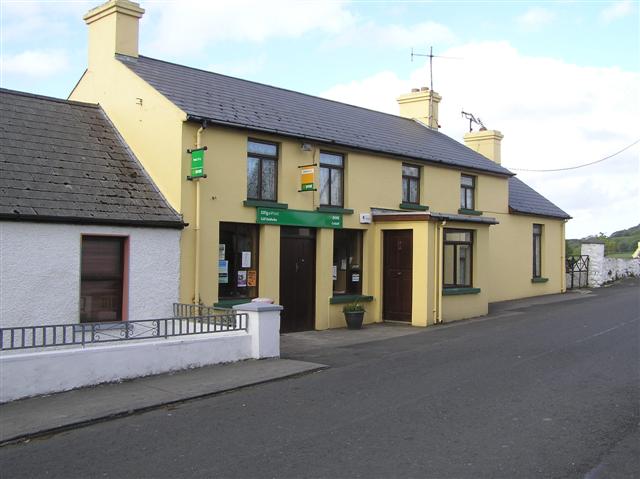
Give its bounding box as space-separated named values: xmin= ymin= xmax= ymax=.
xmin=566 ymin=255 xmax=590 ymax=289
xmin=173 ymin=303 xmax=219 ymax=317
xmin=0 ymin=313 xmax=248 ymax=351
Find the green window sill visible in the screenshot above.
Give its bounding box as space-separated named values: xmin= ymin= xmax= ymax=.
xmin=329 ymin=294 xmax=374 ymax=304
xmin=317 ymin=206 xmax=354 ymax=215
xmin=531 ymin=277 xmax=549 ymax=283
xmin=458 ymin=208 xmax=483 ymax=216
xmin=244 ymin=199 xmax=288 ymax=209
xmin=214 ymin=298 xmax=254 ymax=308
xmin=443 ymin=287 xmax=481 ymax=296
xmin=399 ymin=203 xmax=429 ymax=211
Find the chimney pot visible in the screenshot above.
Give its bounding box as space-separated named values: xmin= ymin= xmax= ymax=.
xmin=411 ymin=88 xmax=420 ymax=93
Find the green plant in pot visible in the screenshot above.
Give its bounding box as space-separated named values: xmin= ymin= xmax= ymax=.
xmin=343 ymin=301 xmax=365 ymax=330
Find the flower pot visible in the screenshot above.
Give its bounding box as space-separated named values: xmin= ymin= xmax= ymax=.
xmin=344 ymin=311 xmax=364 ymax=330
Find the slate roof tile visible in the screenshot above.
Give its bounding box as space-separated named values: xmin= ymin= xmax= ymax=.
xmin=0 ymin=88 xmax=183 ymax=228
xmin=508 ymin=177 xmax=570 ymax=219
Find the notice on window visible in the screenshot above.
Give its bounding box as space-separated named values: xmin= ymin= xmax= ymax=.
xmin=242 ymin=251 xmax=252 ymax=268
xmin=352 ymin=273 xmax=360 ymax=283
xmin=218 ymin=260 xmax=228 ymax=284
xmin=247 ymin=270 xmax=257 ymax=287
xmin=340 ymin=259 xmax=347 ymax=270
xmin=219 ymin=244 xmax=225 ymax=260
xmin=332 ymin=265 xmax=338 ymax=281
xmin=237 ymin=270 xmax=247 ymax=287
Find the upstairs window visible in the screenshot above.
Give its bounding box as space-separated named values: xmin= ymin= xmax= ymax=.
xmin=333 ymin=229 xmax=363 ymax=295
xmin=247 ymin=139 xmax=278 ymax=201
xmin=443 ymin=229 xmax=473 ymax=288
xmin=533 ymin=224 xmax=542 ymax=278
xmin=320 ymin=151 xmax=344 ymax=207
xmin=460 ymin=174 xmax=475 ymax=210
xmin=402 ymin=164 xmax=420 ymax=204
xmin=80 ymin=236 xmax=126 ymax=323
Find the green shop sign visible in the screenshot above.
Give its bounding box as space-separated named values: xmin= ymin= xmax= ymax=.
xmin=256 ymin=207 xmax=342 ymax=229
xmin=190 ymin=148 xmax=205 ymax=178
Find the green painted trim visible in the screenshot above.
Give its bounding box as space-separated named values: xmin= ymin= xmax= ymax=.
xmin=329 ymin=294 xmax=374 ymax=304
xmin=531 ymin=277 xmax=549 ymax=283
xmin=443 ymin=287 xmax=481 ymax=296
xmin=317 ymin=206 xmax=354 ymax=215
xmin=243 ymin=199 xmax=288 ymax=209
xmin=458 ymin=208 xmax=483 ymax=216
xmin=214 ymin=298 xmax=253 ymax=308
xmin=399 ymin=203 xmax=429 ymax=211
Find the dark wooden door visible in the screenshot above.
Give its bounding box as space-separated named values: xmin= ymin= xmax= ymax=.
xmin=383 ymin=230 xmax=413 ymax=322
xmin=279 ymin=228 xmax=316 ymax=333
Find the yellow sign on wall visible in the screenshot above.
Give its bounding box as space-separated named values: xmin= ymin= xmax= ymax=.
xmin=300 ymin=167 xmax=315 ymax=192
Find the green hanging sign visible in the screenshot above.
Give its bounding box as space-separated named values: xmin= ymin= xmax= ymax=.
xmin=256 ymin=207 xmax=342 ymax=228
xmin=190 ymin=148 xmax=205 ymax=178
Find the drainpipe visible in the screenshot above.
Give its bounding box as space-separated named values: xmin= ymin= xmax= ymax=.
xmin=433 ymin=220 xmax=446 ymax=324
xmin=432 ymin=222 xmax=439 ymax=324
xmin=193 ymin=122 xmax=207 ymax=304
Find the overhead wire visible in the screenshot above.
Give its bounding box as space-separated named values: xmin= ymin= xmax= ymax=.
xmin=505 ymin=138 xmax=640 ymax=172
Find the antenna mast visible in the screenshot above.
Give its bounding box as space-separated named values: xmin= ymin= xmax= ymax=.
xmin=410 ymin=46 xmax=441 ymax=129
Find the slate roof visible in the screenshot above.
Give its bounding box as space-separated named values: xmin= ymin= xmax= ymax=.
xmin=117 ymin=54 xmax=513 ymax=177
xmin=0 ymin=88 xmax=183 ymax=228
xmin=508 ymin=177 xmax=571 ymax=219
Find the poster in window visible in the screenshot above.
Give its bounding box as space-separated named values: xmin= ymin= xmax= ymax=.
xmin=241 ymin=251 xmax=252 ymax=268
xmin=352 ymin=273 xmax=360 ymax=283
xmin=218 ymin=260 xmax=229 ymax=284
xmin=247 ymin=270 xmax=257 ymax=287
xmin=237 ymin=270 xmax=247 ymax=287
xmin=219 ymin=244 xmax=225 ymax=260
xmin=332 ymin=265 xmax=338 ymax=281
xmin=340 ymin=259 xmax=347 ymax=270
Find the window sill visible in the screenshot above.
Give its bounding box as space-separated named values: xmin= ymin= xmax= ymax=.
xmin=214 ymin=298 xmax=254 ymax=308
xmin=531 ymin=277 xmax=549 ymax=283
xmin=399 ymin=203 xmax=429 ymax=211
xmin=443 ymin=287 xmax=481 ymax=296
xmin=458 ymin=208 xmax=483 ymax=216
xmin=329 ymin=294 xmax=374 ymax=304
xmin=317 ymin=206 xmax=354 ymax=215
xmin=243 ymin=199 xmax=288 ymax=209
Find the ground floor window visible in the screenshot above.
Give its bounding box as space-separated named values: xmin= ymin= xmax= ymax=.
xmin=533 ymin=224 xmax=542 ymax=278
xmin=80 ymin=235 xmax=126 ymax=323
xmin=333 ymin=229 xmax=363 ymax=295
xmin=443 ymin=229 xmax=473 ymax=288
xmin=219 ymin=223 xmax=259 ymax=300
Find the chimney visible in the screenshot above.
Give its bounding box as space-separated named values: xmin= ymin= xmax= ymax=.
xmin=463 ymin=129 xmax=504 ymax=164
xmin=397 ymin=86 xmax=442 ymax=129
xmin=83 ymin=0 xmax=145 ymax=69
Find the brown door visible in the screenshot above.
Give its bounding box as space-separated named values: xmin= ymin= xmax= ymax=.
xmin=383 ymin=230 xmax=413 ymax=322
xmin=279 ymin=227 xmax=316 ymax=333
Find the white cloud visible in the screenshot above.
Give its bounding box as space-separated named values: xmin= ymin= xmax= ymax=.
xmin=1 ymin=49 xmax=70 ymax=77
xmin=320 ymin=41 xmax=640 ymax=238
xmin=144 ymin=0 xmax=355 ymax=56
xmin=601 ymin=0 xmax=635 ymax=22
xmin=327 ymin=20 xmax=456 ymax=49
xmin=516 ymin=7 xmax=555 ymax=31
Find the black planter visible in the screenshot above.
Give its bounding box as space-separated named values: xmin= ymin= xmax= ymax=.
xmin=344 ymin=311 xmax=365 ymax=330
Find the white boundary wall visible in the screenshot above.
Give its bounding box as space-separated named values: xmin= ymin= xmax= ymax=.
xmin=581 ymin=243 xmax=640 ymax=287
xmin=0 ymin=221 xmax=181 ymax=327
xmin=0 ymin=303 xmax=281 ymax=402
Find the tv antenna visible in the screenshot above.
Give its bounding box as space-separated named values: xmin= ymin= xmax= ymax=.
xmin=461 ymin=110 xmax=486 ymax=132
xmin=410 ymin=47 xmax=461 ymax=128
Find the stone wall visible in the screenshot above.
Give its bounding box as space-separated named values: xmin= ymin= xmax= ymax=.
xmin=580 ymin=243 xmax=640 ymax=287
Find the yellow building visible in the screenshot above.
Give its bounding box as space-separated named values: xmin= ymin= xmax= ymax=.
xmin=70 ymin=0 xmax=570 ymax=332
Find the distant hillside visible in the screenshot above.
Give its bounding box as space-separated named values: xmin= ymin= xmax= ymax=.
xmin=566 ymin=223 xmax=640 ymax=257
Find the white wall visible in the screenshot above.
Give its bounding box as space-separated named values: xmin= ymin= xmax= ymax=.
xmin=0 ymin=221 xmax=181 ymax=327
xmin=581 ymin=243 xmax=640 ymax=287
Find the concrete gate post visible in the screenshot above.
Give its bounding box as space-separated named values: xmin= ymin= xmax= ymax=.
xmin=233 ymin=302 xmax=282 ymax=359
xmin=580 ymin=243 xmax=605 ymax=287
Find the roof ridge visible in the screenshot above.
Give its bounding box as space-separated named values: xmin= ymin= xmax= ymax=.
xmin=124 ymin=54 xmax=428 ymax=125
xmin=0 ymin=87 xmax=100 ymax=110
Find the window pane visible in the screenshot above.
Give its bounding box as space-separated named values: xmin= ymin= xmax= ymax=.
xmin=219 ymin=223 xmax=259 ymax=300
xmin=461 ymin=175 xmax=474 ymax=187
xmin=320 ymin=152 xmax=343 ymax=166
xmin=445 ymin=231 xmax=471 ymax=242
xmin=533 ymin=235 xmax=541 ymax=277
xmin=444 ymin=244 xmax=454 ymax=285
xmin=533 ymin=224 xmax=542 ymax=234
xmin=330 ymin=168 xmax=343 ymax=206
xmin=460 ymin=187 xmax=466 ymax=208
xmin=465 ymin=189 xmax=474 ymax=209
xmin=320 ymin=167 xmax=330 ymax=205
xmin=247 ymin=157 xmax=259 ymax=199
xmin=248 ymin=140 xmax=277 ymax=156
xmin=333 ymin=229 xmax=363 ymax=295
xmin=261 ymin=159 xmax=276 ymax=200
xmin=457 ymin=245 xmax=471 ymax=286
xmin=409 ymin=178 xmax=419 ymax=203
xmin=402 ymin=178 xmax=409 ymax=203
xmin=402 ymin=165 xmax=419 ymax=177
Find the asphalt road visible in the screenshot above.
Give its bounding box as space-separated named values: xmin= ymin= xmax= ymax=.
xmin=1 ymin=279 xmax=638 ymax=479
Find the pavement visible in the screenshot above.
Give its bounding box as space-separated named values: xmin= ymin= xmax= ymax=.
xmin=0 ymin=286 xmax=595 ymax=445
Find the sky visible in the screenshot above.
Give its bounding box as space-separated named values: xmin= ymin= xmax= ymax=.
xmin=1 ymin=0 xmax=639 ymax=238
